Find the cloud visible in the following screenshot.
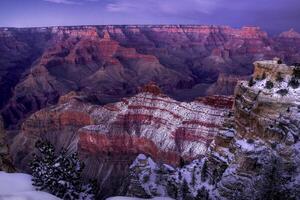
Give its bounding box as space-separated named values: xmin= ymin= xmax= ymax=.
xmin=106 ymin=0 xmax=219 ymax=15
xmin=43 ymin=0 xmax=80 ymax=4
xmin=43 ymin=0 xmax=99 ymax=5
xmin=34 ymin=0 xmax=300 ymax=33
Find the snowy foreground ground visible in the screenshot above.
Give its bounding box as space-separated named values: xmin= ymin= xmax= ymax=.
xmin=106 ymin=197 xmax=174 ymax=200
xmin=0 ymin=171 xmax=173 ymax=200
xmin=0 ymin=171 xmax=61 ymax=200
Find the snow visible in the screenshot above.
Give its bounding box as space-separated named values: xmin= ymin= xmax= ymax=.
xmin=236 ymin=139 xmax=255 ymax=151
xmin=131 ymin=153 xmax=215 ymax=198
xmin=106 ymin=197 xmax=174 ymax=200
xmin=0 ymin=171 xmax=61 ymax=200
xmin=245 ymin=72 xmax=300 ymax=102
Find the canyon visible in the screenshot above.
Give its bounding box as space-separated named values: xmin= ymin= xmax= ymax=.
xmin=126 ymin=60 xmax=300 ymax=200
xmin=1 ymin=25 xmax=300 ymax=199
xmin=9 ymin=60 xmax=300 ymax=199
xmin=1 ymin=25 xmax=300 ymax=129
xmin=10 ymin=82 xmax=232 ymax=199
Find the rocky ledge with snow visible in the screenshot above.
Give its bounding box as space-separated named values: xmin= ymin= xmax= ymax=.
xmin=10 ymin=83 xmax=232 ymax=199
xmin=125 ymin=59 xmax=300 ymax=200
xmin=8 ymin=59 xmax=300 ymax=199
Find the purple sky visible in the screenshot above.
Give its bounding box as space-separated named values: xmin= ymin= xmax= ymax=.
xmin=0 ymin=0 xmax=299 ymax=33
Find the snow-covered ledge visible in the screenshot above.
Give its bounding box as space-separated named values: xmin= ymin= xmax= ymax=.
xmin=0 ymin=171 xmax=61 ymax=200
xmin=106 ymin=197 xmax=174 ymax=200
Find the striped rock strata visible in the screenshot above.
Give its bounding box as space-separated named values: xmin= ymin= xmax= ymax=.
xmin=11 ymin=83 xmax=232 ymax=199
xmin=127 ymin=60 xmax=300 ymax=200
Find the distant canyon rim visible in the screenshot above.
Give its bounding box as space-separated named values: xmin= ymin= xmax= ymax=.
xmin=0 ymin=25 xmax=299 ymax=130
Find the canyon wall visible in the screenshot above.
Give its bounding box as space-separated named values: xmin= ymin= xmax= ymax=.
xmin=10 ymin=83 xmax=232 ymax=199
xmin=1 ymin=26 xmax=300 ymax=128
xmin=127 ymin=60 xmax=300 ymax=200
xmin=0 ymin=116 xmax=14 ymax=172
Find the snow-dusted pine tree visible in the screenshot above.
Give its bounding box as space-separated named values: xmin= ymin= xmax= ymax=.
xmin=30 ymin=140 xmax=96 ymax=200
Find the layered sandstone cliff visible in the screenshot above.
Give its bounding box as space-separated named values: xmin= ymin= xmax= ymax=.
xmin=127 ymin=60 xmax=300 ymax=199
xmin=1 ymin=26 xmax=300 ymax=128
xmin=10 ymin=83 xmax=231 ymax=199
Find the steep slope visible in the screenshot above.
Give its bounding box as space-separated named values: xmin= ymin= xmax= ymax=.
xmin=127 ymin=60 xmax=300 ymax=199
xmin=0 ymin=28 xmax=49 ymax=118
xmin=0 ymin=116 xmax=14 ymax=172
xmin=206 ymin=73 xmax=249 ymax=96
xmin=10 ymin=83 xmax=232 ymax=199
xmin=1 ymin=26 xmax=300 ymax=128
xmin=2 ymin=28 xmax=185 ymax=129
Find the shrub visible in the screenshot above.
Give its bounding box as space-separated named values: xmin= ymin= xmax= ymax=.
xmin=289 ymin=77 xmax=299 ymax=89
xmin=248 ymin=77 xmax=256 ymax=87
xmin=30 ymin=140 xmax=96 ymax=200
xmin=247 ymin=138 xmax=255 ymax=144
xmin=265 ymin=81 xmax=274 ymax=89
xmin=293 ymin=66 xmax=300 ymax=79
xmin=271 ymin=143 xmax=277 ymax=149
xmin=195 ymin=187 xmax=210 ymax=200
xmin=142 ymin=175 xmax=150 ymax=183
xmin=276 ymin=72 xmax=284 ymax=82
xmin=201 ymin=160 xmax=208 ymax=182
xmin=276 ymin=89 xmax=288 ymax=96
xmin=277 ymin=59 xmax=283 ymax=64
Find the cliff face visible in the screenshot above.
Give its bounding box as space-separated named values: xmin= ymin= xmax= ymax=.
xmin=215 ymin=60 xmax=300 ymax=199
xmin=10 ymin=83 xmax=231 ymax=199
xmin=1 ymin=25 xmax=300 ymax=128
xmin=0 ymin=116 xmax=14 ymax=172
xmin=127 ymin=60 xmax=300 ymax=199
xmin=206 ymin=73 xmax=249 ymax=96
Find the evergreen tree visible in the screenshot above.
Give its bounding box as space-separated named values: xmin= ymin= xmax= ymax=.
xmin=195 ymin=187 xmax=210 ymax=200
xmin=181 ymin=179 xmax=193 ymax=200
xmin=30 ymin=140 xmax=96 ymax=200
xmin=276 ymin=89 xmax=288 ymax=96
xmin=289 ymin=77 xmax=299 ymax=89
xmin=265 ymin=81 xmax=274 ymax=89
xmin=201 ymin=160 xmax=208 ymax=182
xmin=166 ymin=178 xmax=179 ymax=199
xmin=293 ymin=66 xmax=300 ymax=79
xmin=191 ymin=166 xmax=196 ymax=187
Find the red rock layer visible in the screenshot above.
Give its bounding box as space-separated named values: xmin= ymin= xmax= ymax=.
xmin=1 ymin=25 xmax=300 ymax=129
xmin=9 ymin=88 xmax=231 ymax=197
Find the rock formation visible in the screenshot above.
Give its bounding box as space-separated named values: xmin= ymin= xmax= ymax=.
xmin=206 ymin=73 xmax=249 ymax=96
xmin=10 ymin=83 xmax=232 ymax=199
xmin=1 ymin=26 xmax=300 ymax=128
xmin=126 ymin=59 xmax=300 ymax=200
xmin=0 ymin=116 xmax=14 ymax=172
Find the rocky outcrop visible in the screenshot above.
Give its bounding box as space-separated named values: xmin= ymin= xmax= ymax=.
xmin=10 ymin=84 xmax=231 ymax=199
xmin=214 ymin=60 xmax=300 ymax=199
xmin=127 ymin=59 xmax=300 ymax=199
xmin=206 ymin=73 xmax=249 ymax=96
xmin=1 ymin=26 xmax=300 ymax=128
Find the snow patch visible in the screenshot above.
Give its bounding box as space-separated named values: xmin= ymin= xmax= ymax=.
xmin=236 ymin=139 xmax=255 ymax=151
xmin=106 ymin=197 xmax=174 ymax=200
xmin=0 ymin=171 xmax=61 ymax=200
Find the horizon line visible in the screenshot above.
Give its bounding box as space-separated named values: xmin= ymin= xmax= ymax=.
xmin=0 ymin=24 xmax=298 ymax=33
